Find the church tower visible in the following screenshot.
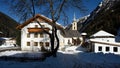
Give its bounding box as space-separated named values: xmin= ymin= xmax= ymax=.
xmin=72 ymin=13 xmax=77 ymax=30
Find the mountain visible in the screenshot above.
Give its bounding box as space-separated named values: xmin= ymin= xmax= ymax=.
xmin=79 ymin=0 xmax=120 ymax=36
xmin=0 ymin=12 xmax=19 ymax=37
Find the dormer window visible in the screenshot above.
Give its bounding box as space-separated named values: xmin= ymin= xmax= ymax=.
xmin=35 ymin=25 xmax=38 ymax=28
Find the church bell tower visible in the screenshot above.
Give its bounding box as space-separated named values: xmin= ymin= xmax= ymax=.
xmin=72 ymin=13 xmax=77 ymax=30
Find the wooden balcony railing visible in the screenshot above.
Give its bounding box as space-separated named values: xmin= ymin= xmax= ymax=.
xmin=28 ymin=28 xmax=50 ymax=33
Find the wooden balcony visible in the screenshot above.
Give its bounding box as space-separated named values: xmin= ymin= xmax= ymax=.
xmin=28 ymin=28 xmax=50 ymax=33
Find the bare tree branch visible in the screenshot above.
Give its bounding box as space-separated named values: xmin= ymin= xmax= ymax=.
xmin=9 ymin=0 xmax=86 ymax=57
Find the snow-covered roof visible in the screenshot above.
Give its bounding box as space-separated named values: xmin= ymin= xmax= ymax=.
xmin=91 ymin=30 xmax=114 ymax=37
xmin=61 ymin=30 xmax=81 ymax=37
xmin=90 ymin=39 xmax=120 ymax=46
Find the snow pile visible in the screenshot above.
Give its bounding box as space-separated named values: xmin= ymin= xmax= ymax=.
xmin=0 ymin=51 xmax=43 ymax=58
xmin=0 ymin=44 xmax=15 ymax=48
xmin=65 ymin=46 xmax=87 ymax=53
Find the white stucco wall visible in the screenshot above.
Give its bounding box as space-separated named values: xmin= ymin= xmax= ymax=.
xmin=21 ymin=22 xmax=52 ymax=51
xmin=93 ymin=38 xmax=115 ymax=43
xmin=64 ymin=38 xmax=72 ymax=45
xmin=90 ymin=30 xmax=120 ymax=55
xmin=94 ymin=43 xmax=120 ymax=54
xmin=21 ymin=20 xmax=65 ymax=51
xmin=91 ymin=38 xmax=120 ymax=55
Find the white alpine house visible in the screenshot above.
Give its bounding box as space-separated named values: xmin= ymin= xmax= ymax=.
xmin=16 ymin=14 xmax=83 ymax=51
xmin=16 ymin=14 xmax=63 ymax=51
xmin=90 ymin=30 xmax=120 ymax=55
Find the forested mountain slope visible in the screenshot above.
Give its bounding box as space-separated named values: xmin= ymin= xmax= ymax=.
xmin=0 ymin=12 xmax=19 ymax=37
xmin=80 ymin=0 xmax=120 ymax=36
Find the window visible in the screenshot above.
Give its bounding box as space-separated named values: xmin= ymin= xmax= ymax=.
xmin=113 ymin=47 xmax=118 ymax=52
xmin=45 ymin=42 xmax=49 ymax=47
xmin=68 ymin=39 xmax=70 ymax=44
xmin=98 ymin=46 xmax=102 ymax=51
xmin=40 ymin=33 xmax=43 ymax=38
xmin=40 ymin=42 xmax=43 ymax=46
xmin=27 ymin=42 xmax=30 ymax=46
xmin=74 ymin=23 xmax=75 ymax=26
xmin=35 ymin=25 xmax=38 ymax=28
xmin=34 ymin=33 xmax=38 ymax=38
xmin=34 ymin=42 xmax=38 ymax=46
xmin=74 ymin=27 xmax=75 ymax=29
xmin=27 ymin=33 xmax=30 ymax=38
xmin=106 ymin=47 xmax=109 ymax=51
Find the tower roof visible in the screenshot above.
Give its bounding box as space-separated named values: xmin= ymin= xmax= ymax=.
xmin=73 ymin=13 xmax=76 ymax=21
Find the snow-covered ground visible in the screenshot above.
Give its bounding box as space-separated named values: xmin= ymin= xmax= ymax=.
xmin=0 ymin=47 xmax=120 ymax=68
xmin=0 ymin=44 xmax=15 ymax=48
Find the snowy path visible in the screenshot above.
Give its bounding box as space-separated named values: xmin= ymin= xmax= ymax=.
xmin=0 ymin=51 xmax=120 ymax=68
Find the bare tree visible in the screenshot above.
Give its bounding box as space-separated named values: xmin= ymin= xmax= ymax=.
xmin=8 ymin=0 xmax=86 ymax=57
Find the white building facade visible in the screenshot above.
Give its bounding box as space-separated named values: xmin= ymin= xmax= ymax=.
xmin=90 ymin=30 xmax=120 ymax=55
xmin=17 ymin=14 xmax=83 ymax=51
xmin=17 ymin=14 xmax=63 ymax=51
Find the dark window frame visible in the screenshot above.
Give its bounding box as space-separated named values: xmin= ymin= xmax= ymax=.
xmin=106 ymin=47 xmax=109 ymax=51
xmin=27 ymin=42 xmax=30 ymax=46
xmin=45 ymin=42 xmax=49 ymax=47
xmin=27 ymin=33 xmax=30 ymax=38
xmin=98 ymin=46 xmax=102 ymax=51
xmin=34 ymin=33 xmax=38 ymax=38
xmin=40 ymin=42 xmax=43 ymax=46
xmin=34 ymin=42 xmax=38 ymax=46
xmin=113 ymin=47 xmax=118 ymax=52
xmin=40 ymin=33 xmax=44 ymax=38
